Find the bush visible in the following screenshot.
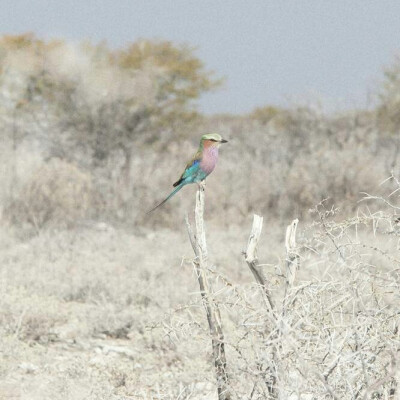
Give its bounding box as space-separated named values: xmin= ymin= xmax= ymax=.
xmin=5 ymin=159 xmax=93 ymax=230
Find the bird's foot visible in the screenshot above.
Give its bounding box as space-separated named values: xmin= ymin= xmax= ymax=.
xmin=197 ymin=181 xmax=206 ymax=191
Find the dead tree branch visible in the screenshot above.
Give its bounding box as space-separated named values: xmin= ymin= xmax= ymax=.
xmin=285 ymin=218 xmax=299 ymax=287
xmin=244 ymin=214 xmax=279 ymax=398
xmin=283 ymin=218 xmax=300 ymax=316
xmin=185 ymin=182 xmax=231 ymax=400
xmin=244 ymin=214 xmax=275 ymax=311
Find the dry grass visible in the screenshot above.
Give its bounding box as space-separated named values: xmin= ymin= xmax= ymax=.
xmin=0 ymin=199 xmax=399 ymax=398
xmin=0 ymin=221 xmax=255 ymax=399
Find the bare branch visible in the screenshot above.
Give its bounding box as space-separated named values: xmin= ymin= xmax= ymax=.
xmin=244 ymin=214 xmax=275 ymax=311
xmin=185 ymin=182 xmax=231 ymax=400
xmin=285 ymin=218 xmax=299 ymax=288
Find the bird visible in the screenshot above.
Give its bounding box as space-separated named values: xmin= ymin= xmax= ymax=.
xmin=148 ymin=133 xmax=228 ymax=213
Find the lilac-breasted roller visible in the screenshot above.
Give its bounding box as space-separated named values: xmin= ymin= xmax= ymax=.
xmin=148 ymin=133 xmax=228 ymax=213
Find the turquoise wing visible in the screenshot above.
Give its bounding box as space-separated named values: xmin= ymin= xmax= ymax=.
xmin=182 ymin=160 xmax=200 ymax=180
xmin=173 ymin=151 xmax=202 ymax=187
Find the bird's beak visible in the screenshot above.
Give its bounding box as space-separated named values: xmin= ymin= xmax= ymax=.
xmin=220 ymin=139 xmax=228 ymax=143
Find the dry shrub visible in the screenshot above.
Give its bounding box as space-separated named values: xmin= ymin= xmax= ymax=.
xmin=193 ymin=107 xmax=391 ymax=225
xmin=0 ymin=286 xmax=66 ymax=342
xmin=284 ymin=148 xmax=385 ymax=215
xmin=160 ymin=193 xmax=400 ymax=398
xmin=5 ymin=159 xmax=93 ymax=230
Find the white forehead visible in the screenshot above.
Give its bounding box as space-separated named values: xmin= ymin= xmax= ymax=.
xmin=202 ymin=133 xmax=222 ymax=141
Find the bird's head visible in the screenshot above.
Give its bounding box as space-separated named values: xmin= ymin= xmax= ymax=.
xmin=200 ymin=133 xmax=228 ymax=147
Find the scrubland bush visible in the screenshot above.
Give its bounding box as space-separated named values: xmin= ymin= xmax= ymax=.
xmin=193 ymin=106 xmax=391 ymax=227
xmin=4 ymin=159 xmax=93 ymax=230
xmin=0 ymin=286 xmax=64 ymax=342
xmin=378 ymin=55 xmax=400 ymax=135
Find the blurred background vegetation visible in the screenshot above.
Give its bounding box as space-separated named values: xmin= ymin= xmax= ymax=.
xmin=0 ymin=33 xmax=399 ymax=234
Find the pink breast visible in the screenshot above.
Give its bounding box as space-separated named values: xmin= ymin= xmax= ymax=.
xmin=200 ymin=147 xmax=219 ymax=174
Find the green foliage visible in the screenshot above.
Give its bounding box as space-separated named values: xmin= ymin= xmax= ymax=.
xmin=117 ymin=39 xmax=222 ymax=129
xmin=117 ymin=39 xmax=221 ymax=102
xmin=0 ymin=32 xmax=44 ymax=51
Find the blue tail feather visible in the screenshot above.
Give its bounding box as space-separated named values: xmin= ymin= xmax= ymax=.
xmin=147 ymin=182 xmax=185 ymax=213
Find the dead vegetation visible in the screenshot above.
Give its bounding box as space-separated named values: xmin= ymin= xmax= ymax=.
xmin=152 ymin=180 xmax=400 ymax=399
xmin=5 ymin=159 xmax=93 ymax=231
xmin=0 ymin=34 xmax=399 ymax=399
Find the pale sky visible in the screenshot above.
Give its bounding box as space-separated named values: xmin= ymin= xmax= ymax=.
xmin=1 ymin=1 xmax=400 ymax=114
